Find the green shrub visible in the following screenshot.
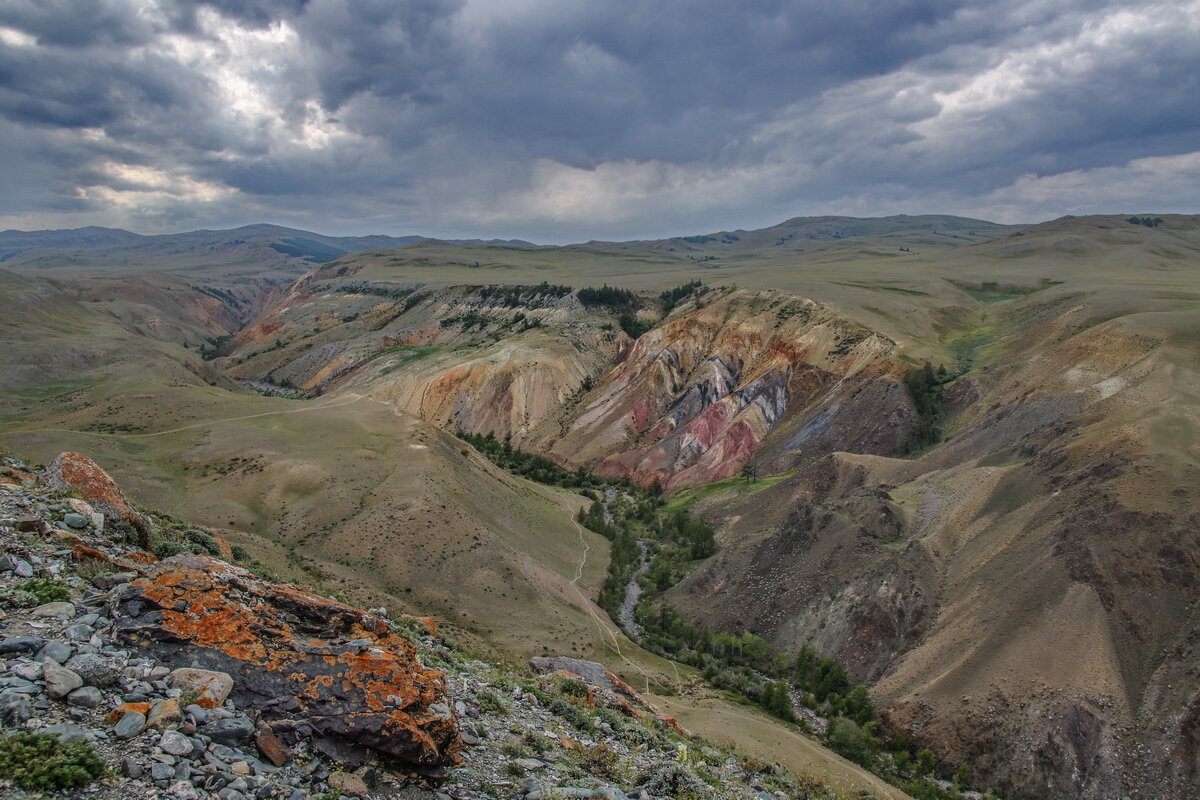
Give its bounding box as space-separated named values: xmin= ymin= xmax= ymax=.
xmin=499 ymin=741 xmax=526 ymax=759
xmin=0 ymin=588 xmax=38 ymax=609
xmin=476 ymin=689 xmax=509 ymax=715
xmin=556 ymin=677 xmax=590 ymax=699
xmin=153 ymin=539 xmax=197 ymax=559
xmin=826 ymin=717 xmax=879 ymax=768
xmin=19 ymin=578 xmax=70 ymax=604
xmin=183 ymin=529 xmax=221 ymax=557
xmin=523 ymin=732 xmax=554 ymax=754
xmin=527 ymin=686 xmax=596 ymax=733
xmin=0 ymin=732 xmax=106 ymax=791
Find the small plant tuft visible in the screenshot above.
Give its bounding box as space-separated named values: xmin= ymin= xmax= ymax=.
xmin=476 ymin=689 xmax=509 ymax=715
xmin=0 ymin=731 xmax=107 ymax=791
xmin=19 ymin=578 xmax=70 ymax=604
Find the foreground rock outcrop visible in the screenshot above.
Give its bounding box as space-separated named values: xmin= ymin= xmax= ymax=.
xmin=113 ymin=553 xmax=461 ymax=771
xmin=41 ymin=451 xmax=153 ymax=545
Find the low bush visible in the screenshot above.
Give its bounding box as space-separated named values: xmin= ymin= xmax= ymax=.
xmin=0 ymin=732 xmax=107 ymax=791
xmin=19 ymin=578 xmax=70 ymax=604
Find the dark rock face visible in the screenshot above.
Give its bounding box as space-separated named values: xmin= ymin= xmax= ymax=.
xmin=112 ymin=554 xmax=460 ymax=771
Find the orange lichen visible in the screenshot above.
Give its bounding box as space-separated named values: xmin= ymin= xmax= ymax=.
xmin=107 ymin=702 xmax=151 ymax=724
xmin=114 ymin=554 xmax=460 ymax=767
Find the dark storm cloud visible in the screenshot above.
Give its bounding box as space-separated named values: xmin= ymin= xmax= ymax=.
xmin=0 ymin=0 xmax=1196 ymax=239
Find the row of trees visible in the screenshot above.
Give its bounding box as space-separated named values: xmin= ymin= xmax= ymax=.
xmin=454 ymin=431 xmax=601 ymax=489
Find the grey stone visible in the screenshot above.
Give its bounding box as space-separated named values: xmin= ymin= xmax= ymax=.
xmin=161 ymin=729 xmax=196 ymax=756
xmin=0 ymin=675 xmax=39 ymax=691
xmin=64 ymin=623 xmax=93 ymax=641
xmin=66 ymin=685 xmax=103 ymax=708
xmin=202 ymin=715 xmax=255 ymax=745
xmin=114 ymin=710 xmax=147 ymax=739
xmin=36 ymin=640 xmax=73 ymax=663
xmin=0 ymin=691 xmax=33 ymax=724
xmin=40 ymin=722 xmax=92 ymax=743
xmin=14 ymin=558 xmax=34 ymax=578
xmin=31 ymin=601 xmax=75 ymax=618
xmin=66 ymin=652 xmax=121 ymax=687
xmin=62 ymin=512 xmax=89 ymax=529
xmin=185 ymin=703 xmax=208 ymax=724
xmin=43 ymin=659 xmax=84 ymax=698
xmin=11 ymin=661 xmax=43 ymax=681
xmin=151 ymin=762 xmax=178 ymax=782
xmin=121 ymin=757 xmax=144 ymax=778
xmin=169 ymin=779 xmax=202 ymax=799
xmin=0 ymin=636 xmax=45 ymax=655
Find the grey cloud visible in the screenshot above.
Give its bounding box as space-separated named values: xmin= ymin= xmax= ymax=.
xmin=0 ymin=0 xmax=1196 ymax=239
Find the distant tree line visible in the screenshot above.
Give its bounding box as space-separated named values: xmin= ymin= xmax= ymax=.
xmin=470 ymin=282 xmax=572 ymax=308
xmin=1128 ymin=216 xmax=1164 ymax=228
xmin=905 ymin=361 xmax=951 ymax=452
xmin=455 ymin=431 xmax=599 ymax=488
xmin=577 ymin=284 xmax=640 ymax=312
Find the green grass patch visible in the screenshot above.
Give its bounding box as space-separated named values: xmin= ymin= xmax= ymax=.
xmin=943 ymin=329 xmax=993 ymax=374
xmin=3 ymin=379 xmax=96 ymax=401
xmin=380 ymin=346 xmax=440 ymax=374
xmin=18 ymin=578 xmax=71 ymax=604
xmin=663 ymin=472 xmax=792 ymax=514
xmin=947 ymin=277 xmax=1063 ymax=304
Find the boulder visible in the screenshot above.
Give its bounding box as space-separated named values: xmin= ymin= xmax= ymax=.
xmin=65 ymin=653 xmax=121 ymax=687
xmin=113 ymin=554 xmax=460 ymax=771
xmin=113 ymin=710 xmax=147 ymax=739
xmin=31 ymin=601 xmax=75 ymax=618
xmin=329 ymin=771 xmax=370 ymax=798
xmin=41 ymin=452 xmax=152 ymax=544
xmin=529 ymin=656 xmax=689 ymax=736
xmin=147 ymin=698 xmax=183 ymax=730
xmin=169 ymin=667 xmax=233 ymax=709
xmin=43 ymin=659 xmax=84 ymax=699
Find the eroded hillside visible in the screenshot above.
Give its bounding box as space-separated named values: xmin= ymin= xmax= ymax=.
xmin=3 ymin=213 xmax=1200 ymax=799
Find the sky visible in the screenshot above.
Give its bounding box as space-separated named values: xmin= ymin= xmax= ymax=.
xmin=1 ymin=0 xmax=1198 ymax=243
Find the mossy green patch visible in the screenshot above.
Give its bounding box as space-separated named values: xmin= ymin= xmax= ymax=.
xmin=664 ymin=472 xmax=793 ymax=514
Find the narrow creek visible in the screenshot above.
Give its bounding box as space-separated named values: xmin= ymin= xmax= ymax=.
xmin=616 ymin=542 xmax=649 ymax=637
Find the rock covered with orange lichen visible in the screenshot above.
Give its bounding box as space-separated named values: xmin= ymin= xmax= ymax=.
xmin=529 ymin=656 xmax=690 ymax=736
xmin=41 ymin=451 xmax=152 ymax=541
xmin=112 ymin=554 xmax=460 ymax=772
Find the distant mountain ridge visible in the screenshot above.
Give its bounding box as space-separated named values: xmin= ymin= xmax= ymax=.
xmin=585 ymin=213 xmax=1026 ymax=253
xmin=0 ymin=213 xmax=1023 ymax=268
xmin=0 ymin=223 xmax=538 ymax=269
